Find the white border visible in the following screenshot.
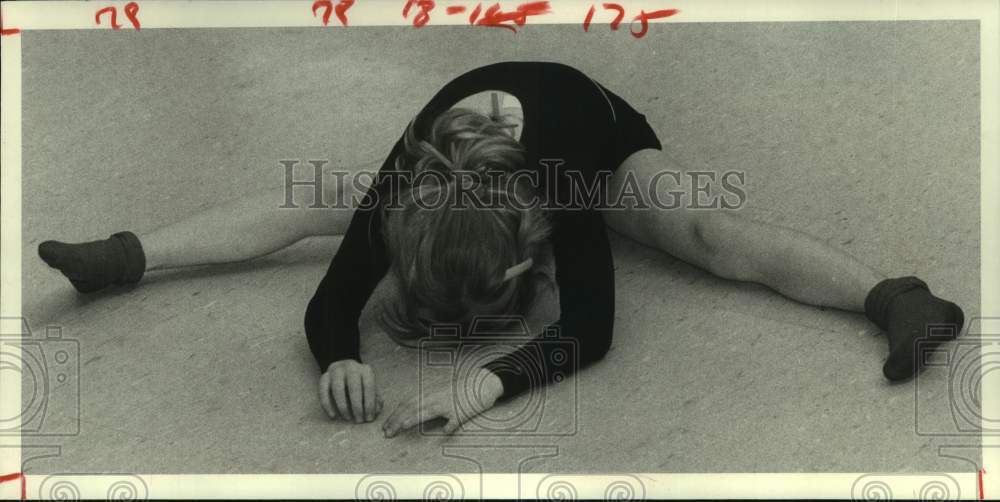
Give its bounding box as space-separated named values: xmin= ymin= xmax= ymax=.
xmin=0 ymin=0 xmax=996 ymax=499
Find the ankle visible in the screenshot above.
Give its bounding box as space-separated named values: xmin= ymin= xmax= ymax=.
xmin=112 ymin=231 xmax=146 ymax=283
xmin=864 ymin=276 xmax=929 ymax=330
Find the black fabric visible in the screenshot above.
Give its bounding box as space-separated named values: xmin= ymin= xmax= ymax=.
xmin=864 ymin=276 xmax=965 ymax=381
xmin=37 ymin=231 xmax=145 ymax=293
xmin=114 ymin=231 xmax=146 ymax=283
xmin=864 ymin=276 xmax=929 ymax=331
xmin=304 ymin=62 xmax=662 ymax=398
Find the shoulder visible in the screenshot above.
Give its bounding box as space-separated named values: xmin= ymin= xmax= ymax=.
xmin=448 ymin=61 xmax=591 ymax=84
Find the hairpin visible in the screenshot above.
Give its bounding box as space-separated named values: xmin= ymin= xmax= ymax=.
xmin=491 ymin=92 xmax=501 ymax=119
xmin=503 ymin=257 xmax=534 ymax=282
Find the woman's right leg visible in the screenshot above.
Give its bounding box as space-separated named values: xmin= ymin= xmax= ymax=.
xmin=143 ymin=186 xmax=352 ymax=271
xmin=39 ymin=171 xmax=367 ymax=291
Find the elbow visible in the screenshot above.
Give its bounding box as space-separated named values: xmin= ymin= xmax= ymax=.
xmin=577 ymin=320 xmax=613 ymax=366
xmin=304 ymin=287 xmax=329 ymax=334
xmin=304 ymin=292 xmax=319 ymax=329
xmin=588 ymin=339 xmax=611 ymax=364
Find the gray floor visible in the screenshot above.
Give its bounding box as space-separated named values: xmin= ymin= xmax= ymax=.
xmin=18 ymin=22 xmax=980 ymax=474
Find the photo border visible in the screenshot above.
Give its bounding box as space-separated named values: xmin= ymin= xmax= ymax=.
xmin=1 ymin=0 xmax=996 ymax=498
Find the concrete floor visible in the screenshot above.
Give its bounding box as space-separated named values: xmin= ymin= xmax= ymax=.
xmin=19 ymin=22 xmax=980 ymax=474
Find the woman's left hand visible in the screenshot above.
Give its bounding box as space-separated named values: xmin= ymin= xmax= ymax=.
xmin=382 ymin=368 xmax=504 ymax=437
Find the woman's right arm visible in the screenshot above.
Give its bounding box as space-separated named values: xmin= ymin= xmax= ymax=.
xmin=304 ymin=200 xmax=388 ymax=370
xmin=304 ymin=174 xmax=393 ymax=423
xmin=304 ymin=136 xmax=406 ymax=370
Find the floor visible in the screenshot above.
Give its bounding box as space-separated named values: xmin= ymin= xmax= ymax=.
xmin=17 ymin=21 xmax=980 ymax=474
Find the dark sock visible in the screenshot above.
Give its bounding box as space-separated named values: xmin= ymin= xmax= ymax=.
xmin=864 ymin=276 xmax=965 ymax=381
xmin=37 ymin=231 xmax=146 ymax=293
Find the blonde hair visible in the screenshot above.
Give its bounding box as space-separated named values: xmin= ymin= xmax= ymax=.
xmin=381 ymin=108 xmax=551 ymax=343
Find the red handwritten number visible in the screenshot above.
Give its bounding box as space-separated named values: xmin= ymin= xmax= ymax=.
xmin=402 ymin=0 xmax=435 ymax=27
xmin=473 ymin=1 xmax=550 ymax=32
xmin=0 ymin=472 xmax=25 ymax=501
xmin=334 ymin=0 xmax=354 ymax=26
xmin=312 ymin=0 xmax=332 ymax=25
xmin=979 ymin=468 xmax=986 ymax=500
xmin=1 ymin=12 xmax=21 ymax=36
xmin=95 ymin=6 xmax=121 ymax=29
xmin=583 ymin=5 xmax=595 ymax=31
xmin=583 ymin=4 xmax=679 ymax=37
xmin=313 ymin=0 xmax=353 ymax=26
xmin=630 ymin=7 xmax=677 ymax=38
xmin=469 ymin=3 xmax=482 ymax=24
xmin=582 ymin=3 xmax=625 ymax=32
xmin=95 ymin=3 xmax=140 ymax=31
xmin=603 ymin=3 xmax=625 ymax=30
xmin=123 ymin=2 xmax=141 ymax=29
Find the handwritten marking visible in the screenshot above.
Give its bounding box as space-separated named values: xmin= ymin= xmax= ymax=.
xmin=0 ymin=472 xmax=25 ymax=501
xmin=473 ymin=1 xmax=550 ymax=32
xmin=314 ymin=0 xmax=354 ymax=26
xmin=312 ymin=0 xmax=333 ymax=25
xmin=334 ymin=0 xmax=355 ymax=26
xmin=95 ymin=6 xmax=122 ymax=29
xmin=95 ymin=3 xmax=140 ymax=31
xmin=582 ymin=3 xmax=678 ymax=37
xmin=446 ymin=5 xmax=466 ymax=14
xmin=583 ymin=5 xmax=595 ymax=31
xmin=402 ymin=0 xmax=435 ymax=27
xmin=629 ymin=7 xmax=678 ymax=38
xmin=979 ymin=468 xmax=986 ymax=500
xmin=0 ymin=13 xmax=20 ymax=35
xmin=124 ymin=2 xmax=141 ymax=30
xmin=603 ymin=3 xmax=625 ymax=30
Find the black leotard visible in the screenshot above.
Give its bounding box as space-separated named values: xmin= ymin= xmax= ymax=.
xmin=305 ymin=61 xmax=661 ymax=399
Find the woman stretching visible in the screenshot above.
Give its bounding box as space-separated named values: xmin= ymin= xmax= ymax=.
xmin=37 ymin=61 xmax=965 ymax=437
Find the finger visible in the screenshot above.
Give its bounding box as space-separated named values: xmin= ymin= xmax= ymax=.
xmin=318 ymin=372 xmax=336 ymax=419
xmin=442 ymin=415 xmax=461 ymax=435
xmin=330 ymin=370 xmax=352 ymax=421
xmin=387 ymin=401 xmax=443 ymax=438
xmin=375 ymin=381 xmax=385 ymax=415
xmin=361 ymin=367 xmax=376 ymax=422
xmin=382 ymin=403 xmax=406 ymax=438
xmin=347 ymin=372 xmax=364 ymax=424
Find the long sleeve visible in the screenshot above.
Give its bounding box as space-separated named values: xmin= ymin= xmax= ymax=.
xmin=483 ymin=208 xmax=616 ymax=399
xmin=303 ymin=148 xmax=399 ymax=372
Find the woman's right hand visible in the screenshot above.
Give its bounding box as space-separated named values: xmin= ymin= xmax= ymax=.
xmin=319 ymin=360 xmax=383 ymax=423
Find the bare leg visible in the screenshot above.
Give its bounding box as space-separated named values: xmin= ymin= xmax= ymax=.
xmin=602 ymin=149 xmax=885 ymax=313
xmin=39 ymin=171 xmax=367 ymax=291
xmin=143 ymin=187 xmax=353 ymax=271
xmin=603 ymin=148 xmax=969 ymax=381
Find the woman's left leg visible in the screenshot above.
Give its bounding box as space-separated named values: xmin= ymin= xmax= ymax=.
xmin=602 ymin=148 xmax=884 ymax=312
xmin=601 ymin=148 xmax=964 ymax=380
